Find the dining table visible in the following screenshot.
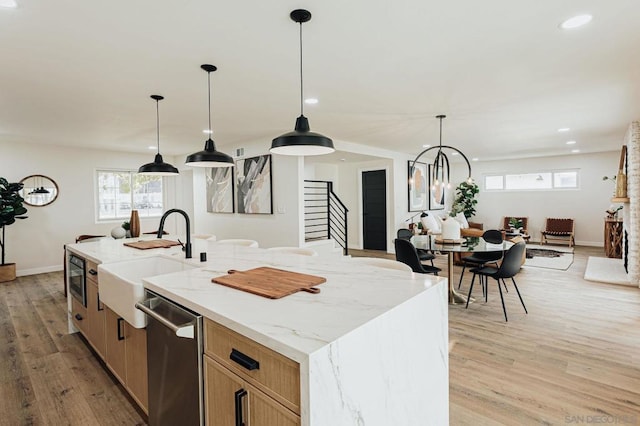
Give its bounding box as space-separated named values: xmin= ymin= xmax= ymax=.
xmin=412 ymin=235 xmax=513 ymax=305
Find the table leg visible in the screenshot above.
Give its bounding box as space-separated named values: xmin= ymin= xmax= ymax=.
xmin=447 ymin=252 xmax=474 ymax=305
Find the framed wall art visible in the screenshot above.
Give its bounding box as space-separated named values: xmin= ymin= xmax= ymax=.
xmin=408 ymin=160 xmax=428 ymax=212
xmin=236 ymin=154 xmax=273 ymax=214
xmin=428 ymin=164 xmax=445 ymax=210
xmin=206 ymin=166 xmax=235 ymax=213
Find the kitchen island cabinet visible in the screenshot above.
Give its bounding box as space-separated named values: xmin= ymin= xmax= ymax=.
xmin=104 ymin=307 xmax=149 ymax=412
xmin=67 ymin=237 xmax=449 ymax=426
xmin=65 ymin=250 xmax=148 ymax=414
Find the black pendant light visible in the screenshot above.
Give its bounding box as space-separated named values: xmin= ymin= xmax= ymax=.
xmin=409 ymin=114 xmax=473 ymax=190
xmin=270 ymin=9 xmax=335 ymax=156
xmin=138 ymin=95 xmax=179 ymax=176
xmin=185 ymin=64 xmax=234 ymax=167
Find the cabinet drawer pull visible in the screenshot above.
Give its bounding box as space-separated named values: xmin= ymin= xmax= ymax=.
xmin=74 ymin=313 xmax=83 ymax=321
xmin=230 ymin=349 xmax=260 ymax=371
xmin=88 ymin=269 xmax=98 ymax=276
xmin=117 ymin=318 xmax=125 ymax=341
xmin=234 ymin=388 xmax=247 ymax=426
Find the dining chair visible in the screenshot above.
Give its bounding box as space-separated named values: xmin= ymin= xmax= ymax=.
xmin=349 ymin=256 xmax=413 ymax=273
xmin=193 ymin=234 xmax=215 ymax=240
xmin=267 ymin=247 xmax=318 ymax=256
xmin=75 ymin=234 xmax=106 ymax=243
xmin=396 ymin=228 xmax=436 ymax=266
xmin=216 ymin=239 xmax=259 ymax=248
xmin=465 ymin=241 xmax=527 ymax=322
xmin=457 ymin=229 xmax=504 ymax=292
xmin=394 ymin=239 xmax=441 ymax=276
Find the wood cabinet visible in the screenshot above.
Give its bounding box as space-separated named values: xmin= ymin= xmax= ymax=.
xmin=204 ymin=356 xmax=299 ymax=426
xmin=85 ymin=279 xmax=106 ymax=358
xmin=203 ymin=319 xmax=300 ymax=426
xmin=71 ymin=296 xmax=88 ymax=336
xmin=105 ymin=307 xmax=127 ymax=383
xmin=125 ymin=325 xmax=148 ymax=411
xmin=67 ymin=251 xmax=149 ymax=414
xmin=104 ymin=306 xmax=148 ymax=413
xmin=604 ymin=219 xmax=623 ymax=258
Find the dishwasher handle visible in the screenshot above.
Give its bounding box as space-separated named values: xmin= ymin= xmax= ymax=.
xmin=135 ymin=300 xmax=195 ymax=339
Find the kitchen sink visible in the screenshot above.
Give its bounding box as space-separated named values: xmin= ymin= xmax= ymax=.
xmin=98 ymin=255 xmax=198 ymax=328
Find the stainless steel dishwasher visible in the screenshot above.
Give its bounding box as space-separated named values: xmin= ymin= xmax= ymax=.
xmin=136 ymin=290 xmax=204 ymax=426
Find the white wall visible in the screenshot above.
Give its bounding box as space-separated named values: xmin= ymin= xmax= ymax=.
xmin=454 ymin=151 xmax=620 ymax=246
xmin=192 ymin=141 xmax=303 ymax=248
xmin=0 ymin=141 xmax=184 ymax=275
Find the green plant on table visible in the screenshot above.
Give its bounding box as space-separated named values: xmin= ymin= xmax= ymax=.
xmin=122 ymin=221 xmax=130 ymax=231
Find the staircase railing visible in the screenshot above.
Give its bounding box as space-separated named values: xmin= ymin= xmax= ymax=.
xmin=304 ymin=180 xmax=348 ymax=255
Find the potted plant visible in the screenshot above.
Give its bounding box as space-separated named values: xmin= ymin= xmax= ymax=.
xmin=122 ymin=220 xmax=131 ymax=238
xmin=509 ymin=217 xmax=523 ymax=233
xmin=0 ymin=177 xmax=28 ymax=282
xmin=450 ymin=181 xmax=480 ymax=219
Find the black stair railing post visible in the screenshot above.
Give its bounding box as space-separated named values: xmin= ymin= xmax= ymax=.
xmin=326 ymin=182 xmax=332 ymax=240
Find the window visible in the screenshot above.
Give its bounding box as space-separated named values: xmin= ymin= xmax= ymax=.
xmin=97 ymin=170 xmax=164 ymax=221
xmin=483 ymin=170 xmax=578 ymax=191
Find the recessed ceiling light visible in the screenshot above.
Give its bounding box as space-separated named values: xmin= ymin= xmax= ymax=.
xmin=571 ymin=149 xmax=580 ymax=153
xmin=304 ymin=98 xmax=318 ymax=105
xmin=0 ymin=0 xmax=17 ymax=8
xmin=451 ymin=152 xmax=459 ymax=156
xmin=340 ymin=158 xmax=346 ymax=162
xmin=422 ymin=144 xmax=430 ymax=148
xmin=472 ymin=158 xmax=479 ymax=162
xmin=202 ymin=129 xmax=212 ymax=134
xmin=558 ymin=127 xmax=570 ymax=132
xmin=560 ymin=14 xmax=592 ymax=29
xmin=566 ymin=140 xmax=576 ymax=145
xmin=148 ymin=145 xmax=156 ymax=150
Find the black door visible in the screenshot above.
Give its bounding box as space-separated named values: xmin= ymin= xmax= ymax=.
xmin=362 ymin=170 xmax=387 ymax=250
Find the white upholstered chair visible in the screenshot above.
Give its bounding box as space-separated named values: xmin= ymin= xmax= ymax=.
xmin=349 ymin=257 xmax=413 ymax=273
xmin=266 ymin=247 xmax=318 ymax=256
xmin=216 ymin=239 xmax=259 ymax=248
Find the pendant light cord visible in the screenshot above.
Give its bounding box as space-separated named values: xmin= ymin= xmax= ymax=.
xmin=299 ymin=21 xmax=304 ymax=117
xmin=207 ymin=70 xmax=212 ymax=136
xmin=156 ymin=98 xmax=160 ymax=154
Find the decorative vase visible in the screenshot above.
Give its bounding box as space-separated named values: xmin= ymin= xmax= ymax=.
xmin=130 ymin=210 xmax=140 ymax=238
xmin=615 ymin=172 xmax=627 ymax=198
xmin=111 ymin=226 xmax=126 ymax=239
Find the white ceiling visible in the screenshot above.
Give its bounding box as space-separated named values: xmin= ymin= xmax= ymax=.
xmin=1 ymin=1 xmax=639 ymax=162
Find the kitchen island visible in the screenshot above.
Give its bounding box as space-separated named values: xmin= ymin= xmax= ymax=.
xmin=66 ymin=237 xmax=449 ymax=425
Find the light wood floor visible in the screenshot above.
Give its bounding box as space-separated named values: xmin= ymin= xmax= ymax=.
xmin=351 ymin=246 xmax=640 ymax=425
xmin=2 ymin=248 xmax=639 ymax=425
xmin=0 ymin=272 xmax=146 ymax=426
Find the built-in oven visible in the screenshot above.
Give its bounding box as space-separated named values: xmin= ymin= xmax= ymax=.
xmin=68 ymin=254 xmax=86 ymax=307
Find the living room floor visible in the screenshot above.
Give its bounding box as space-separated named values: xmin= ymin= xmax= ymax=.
xmin=2 ymin=247 xmax=637 ymax=425
xmin=351 ymin=245 xmax=640 ymax=424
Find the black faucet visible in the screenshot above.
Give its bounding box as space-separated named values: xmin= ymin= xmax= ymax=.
xmin=157 ymin=209 xmax=192 ymax=259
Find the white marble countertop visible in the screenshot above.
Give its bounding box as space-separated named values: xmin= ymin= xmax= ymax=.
xmin=67 ymin=236 xmax=446 ymax=362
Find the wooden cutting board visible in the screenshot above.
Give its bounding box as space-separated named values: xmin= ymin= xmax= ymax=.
xmin=123 ymin=239 xmax=182 ymax=250
xmin=212 ymin=267 xmax=326 ymax=299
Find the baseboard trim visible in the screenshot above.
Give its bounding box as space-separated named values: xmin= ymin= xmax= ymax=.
xmin=17 ymin=265 xmax=63 ymax=277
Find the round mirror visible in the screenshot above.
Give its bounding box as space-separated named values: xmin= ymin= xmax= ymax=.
xmin=19 ymin=175 xmax=59 ymax=207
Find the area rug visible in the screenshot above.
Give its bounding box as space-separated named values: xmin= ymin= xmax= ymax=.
xmin=584 ymin=256 xmax=632 ymax=286
xmin=523 ymin=244 xmax=574 ymax=270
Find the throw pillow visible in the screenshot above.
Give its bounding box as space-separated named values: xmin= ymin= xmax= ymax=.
xmin=421 ymin=213 xmax=441 ymax=234
xmin=455 ymin=212 xmax=469 ymax=229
